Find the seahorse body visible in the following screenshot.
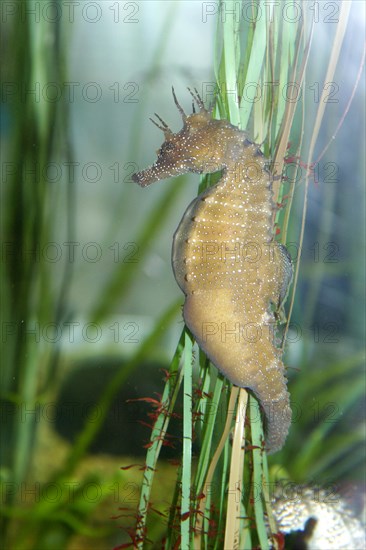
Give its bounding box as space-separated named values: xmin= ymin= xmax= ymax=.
xmin=132 ymin=89 xmax=293 ymax=453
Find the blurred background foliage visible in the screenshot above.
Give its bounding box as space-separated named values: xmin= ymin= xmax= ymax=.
xmin=0 ymin=1 xmax=365 ymax=549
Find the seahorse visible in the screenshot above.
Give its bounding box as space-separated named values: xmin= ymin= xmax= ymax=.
xmin=132 ymin=88 xmax=293 ymax=453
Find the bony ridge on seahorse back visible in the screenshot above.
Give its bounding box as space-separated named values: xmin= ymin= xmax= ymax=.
xmin=132 ymin=87 xmax=293 ymax=453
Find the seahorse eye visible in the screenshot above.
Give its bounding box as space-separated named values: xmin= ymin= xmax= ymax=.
xmin=159 ymin=141 xmax=175 ymax=155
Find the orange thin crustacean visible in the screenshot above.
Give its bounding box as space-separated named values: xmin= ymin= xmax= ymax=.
xmin=132 ymin=88 xmax=293 ymax=453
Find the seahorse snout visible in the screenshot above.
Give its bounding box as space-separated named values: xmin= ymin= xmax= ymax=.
xmin=132 ymin=166 xmax=164 ymax=187
xmin=132 ymin=159 xmax=187 ymax=187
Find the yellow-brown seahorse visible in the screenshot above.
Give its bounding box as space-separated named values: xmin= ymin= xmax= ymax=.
xmin=132 ymin=88 xmax=293 ymax=453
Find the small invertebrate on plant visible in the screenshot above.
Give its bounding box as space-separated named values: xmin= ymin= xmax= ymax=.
xmin=132 ymin=88 xmax=293 ymax=453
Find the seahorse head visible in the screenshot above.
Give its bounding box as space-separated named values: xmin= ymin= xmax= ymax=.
xmin=132 ymin=88 xmax=242 ymax=187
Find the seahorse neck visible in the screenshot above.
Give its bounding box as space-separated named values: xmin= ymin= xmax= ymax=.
xmin=214 ymin=154 xmax=269 ymax=197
